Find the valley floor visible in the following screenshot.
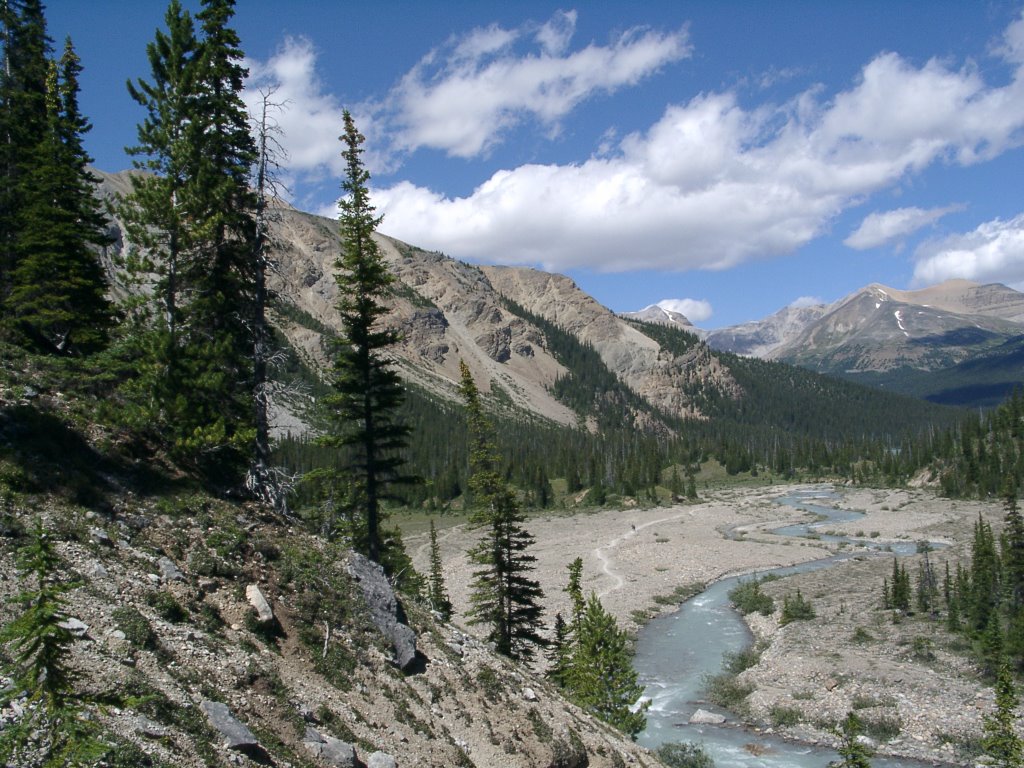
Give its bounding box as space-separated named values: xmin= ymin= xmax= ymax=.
xmin=409 ymin=483 xmax=1006 ymax=765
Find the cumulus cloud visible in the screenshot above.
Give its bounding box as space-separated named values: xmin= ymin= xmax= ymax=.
xmin=655 ymin=298 xmax=713 ymax=322
xmin=375 ymin=21 xmax=1024 ymax=274
xmin=844 ymin=205 xmax=964 ymax=250
xmin=386 ymin=14 xmax=692 ymax=158
xmin=912 ymin=213 xmax=1024 ymax=288
xmin=243 ymin=37 xmax=390 ymax=187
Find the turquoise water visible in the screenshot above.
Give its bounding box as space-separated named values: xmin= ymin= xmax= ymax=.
xmin=632 ymin=486 xmax=948 ymax=767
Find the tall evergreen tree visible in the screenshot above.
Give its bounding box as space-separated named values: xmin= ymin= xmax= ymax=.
xmin=982 ymin=663 xmax=1024 ymax=768
xmin=313 ymin=110 xmax=410 ymax=563
xmin=0 ymin=0 xmax=49 ymax=308
xmin=1002 ymin=476 xmax=1024 ymax=614
xmin=568 ymin=592 xmax=646 ymax=737
xmin=426 ymin=519 xmax=452 ymax=621
xmin=119 ymin=0 xmax=257 ymax=480
xmin=460 ymin=360 xmax=545 ymax=659
xmin=7 ymin=38 xmax=111 ymax=353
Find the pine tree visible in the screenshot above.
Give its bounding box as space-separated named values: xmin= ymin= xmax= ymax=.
xmin=118 ymin=0 xmax=257 ymax=481
xmin=460 ymin=360 xmax=545 ymax=659
xmin=568 ymin=592 xmax=647 ymax=737
xmin=982 ymin=663 xmax=1024 ymax=767
xmin=548 ymin=612 xmax=572 ymax=688
xmin=0 ymin=0 xmax=49 ymax=308
xmin=1002 ymin=476 xmax=1024 ymax=614
xmin=313 ymin=110 xmax=411 ymax=563
xmin=7 ymin=38 xmax=111 ymax=354
xmin=0 ymin=521 xmax=105 ymax=767
xmin=829 ymin=712 xmax=874 ymax=768
xmin=426 ymin=519 xmax=452 ymax=621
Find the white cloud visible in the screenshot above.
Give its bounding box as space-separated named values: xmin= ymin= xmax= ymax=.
xmin=655 ymin=298 xmax=713 ymax=322
xmin=844 ymin=205 xmax=963 ymax=250
xmin=243 ymin=37 xmax=390 ymax=191
xmin=789 ymin=296 xmax=824 ymax=309
xmin=912 ymin=213 xmax=1024 ymax=287
xmin=386 ymin=15 xmax=691 ymax=158
xmin=375 ymin=21 xmax=1024 ymax=274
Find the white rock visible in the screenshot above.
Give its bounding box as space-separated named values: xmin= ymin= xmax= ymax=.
xmin=689 ymin=708 xmax=726 ymax=725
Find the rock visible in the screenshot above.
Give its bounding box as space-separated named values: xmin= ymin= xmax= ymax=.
xmin=136 ymin=715 xmax=169 ymax=738
xmin=90 ymin=527 xmax=112 ymax=546
xmin=366 ymin=752 xmax=397 ymax=768
xmin=824 ymin=678 xmax=840 ymax=691
xmin=157 ymin=556 xmax=185 ymax=582
xmin=523 ymin=687 xmax=538 ymax=702
xmin=146 ymin=573 xmax=161 ymax=585
xmin=58 ymin=617 xmax=89 ymax=637
xmin=346 ymin=553 xmax=418 ymax=671
xmin=245 ymin=584 xmax=274 ymax=623
xmin=689 ymin=708 xmax=726 ymax=725
xmin=200 ymin=700 xmax=259 ymax=751
xmin=303 ymin=727 xmax=357 ymax=767
xmin=88 ymin=561 xmax=108 ymax=579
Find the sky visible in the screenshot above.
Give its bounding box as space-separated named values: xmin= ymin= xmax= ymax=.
xmin=46 ymin=1 xmax=1024 ymax=329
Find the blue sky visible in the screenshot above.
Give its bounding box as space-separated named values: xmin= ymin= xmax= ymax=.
xmin=47 ymin=1 xmax=1024 ymax=328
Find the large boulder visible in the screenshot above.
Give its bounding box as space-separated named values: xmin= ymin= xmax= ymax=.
xmin=200 ymin=700 xmax=259 ymax=751
xmin=346 ymin=552 xmax=418 ymax=671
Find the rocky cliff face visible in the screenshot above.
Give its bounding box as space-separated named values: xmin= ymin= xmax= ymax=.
xmin=480 ymin=266 xmax=741 ymax=420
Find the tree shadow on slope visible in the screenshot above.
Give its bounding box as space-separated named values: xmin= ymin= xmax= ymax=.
xmin=0 ymin=403 xmax=180 ymax=507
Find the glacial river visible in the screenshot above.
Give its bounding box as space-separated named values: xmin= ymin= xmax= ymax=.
xmin=632 ymin=486 xmax=949 ymax=767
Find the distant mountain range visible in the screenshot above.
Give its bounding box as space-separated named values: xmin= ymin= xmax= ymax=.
xmin=627 ymin=280 xmax=1024 ymax=408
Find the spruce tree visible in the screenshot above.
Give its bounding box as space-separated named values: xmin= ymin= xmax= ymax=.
xmin=569 ymin=592 xmax=646 ymax=737
xmin=982 ymin=663 xmax=1024 ymax=768
xmin=460 ymin=360 xmax=545 ymax=659
xmin=0 ymin=521 xmax=105 ymax=767
xmin=1002 ymin=476 xmax=1024 ymax=614
xmin=427 ymin=519 xmax=453 ymax=621
xmin=119 ymin=0 xmax=258 ymax=481
xmin=7 ymin=39 xmax=111 ymax=354
xmin=0 ymin=0 xmax=49 ymax=308
xmin=314 ymin=110 xmax=410 ymax=563
xmin=829 ymin=712 xmax=874 ymax=768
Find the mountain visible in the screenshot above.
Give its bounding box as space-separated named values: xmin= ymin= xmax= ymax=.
xmin=93 ymin=169 xmax=960 ymax=467
xmin=619 ymin=304 xmax=705 ymax=334
xmin=701 ymin=280 xmax=1024 ymax=407
xmin=704 ymin=303 xmax=828 ymax=358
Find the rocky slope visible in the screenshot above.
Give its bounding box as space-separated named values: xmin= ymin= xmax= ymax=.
xmin=0 ymin=360 xmax=667 ymax=768
xmin=704 ymin=304 xmax=828 ymax=358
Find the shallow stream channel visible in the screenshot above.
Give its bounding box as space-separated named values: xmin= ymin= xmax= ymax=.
xmin=633 ymin=486 xmax=947 ymax=767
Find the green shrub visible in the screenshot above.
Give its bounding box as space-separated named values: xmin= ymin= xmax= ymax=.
xmin=723 ymin=646 xmax=761 ymax=675
xmin=146 ymin=591 xmax=186 ymax=623
xmin=112 ymin=606 xmax=155 ymax=649
xmin=728 ymin=578 xmax=775 ymax=616
xmin=769 ymin=704 xmax=801 ymax=727
xmin=780 ymin=589 xmax=815 ymax=625
xmin=656 ymin=742 xmax=716 ymax=768
xmin=476 ymin=666 xmax=503 ymax=702
xmin=702 ymin=672 xmax=752 ymax=710
xmin=851 ymin=626 xmax=874 ymax=644
xmin=861 ymin=714 xmax=901 ymax=742
xmin=910 ymin=636 xmax=936 ymax=662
